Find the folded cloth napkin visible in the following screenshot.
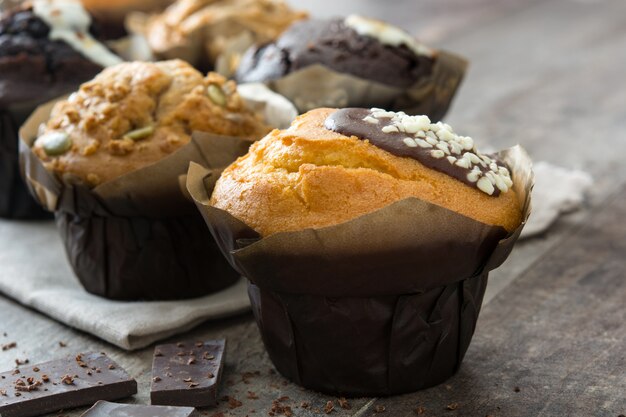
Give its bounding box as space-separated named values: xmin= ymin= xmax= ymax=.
xmin=521 ymin=161 xmax=593 ymax=239
xmin=0 ymin=220 xmax=250 ymax=350
xmin=0 ymin=162 xmax=591 ymax=350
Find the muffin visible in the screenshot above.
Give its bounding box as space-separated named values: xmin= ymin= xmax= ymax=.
xmin=80 ymin=0 xmax=174 ymax=39
xmin=33 ymin=59 xmax=270 ymax=187
xmin=235 ymin=15 xmax=467 ymax=116
xmin=212 ymin=108 xmax=521 ymax=235
xmin=188 ymin=107 xmax=532 ymax=395
xmin=0 ymin=0 xmax=122 ymax=218
xmin=22 ymin=60 xmax=274 ymax=301
xmin=145 ymin=0 xmax=307 ymax=75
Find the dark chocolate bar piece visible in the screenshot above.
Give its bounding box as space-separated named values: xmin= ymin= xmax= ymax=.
xmin=0 ymin=352 xmax=137 ymax=417
xmin=150 ymin=340 xmax=225 ymax=407
xmin=81 ymin=400 xmax=200 ymax=416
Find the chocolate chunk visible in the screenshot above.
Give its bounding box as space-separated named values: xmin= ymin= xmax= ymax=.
xmin=80 ymin=400 xmax=200 ymax=416
xmin=0 ymin=352 xmax=137 ymax=417
xmin=150 ymin=340 xmax=225 ymax=407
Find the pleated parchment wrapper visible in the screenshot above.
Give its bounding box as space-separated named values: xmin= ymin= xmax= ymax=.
xmin=1 ymin=102 xmax=54 ymax=219
xmin=18 ymin=90 xmax=296 ymax=301
xmin=260 ymin=51 xmax=467 ymax=120
xmin=187 ymin=145 xmax=533 ymax=396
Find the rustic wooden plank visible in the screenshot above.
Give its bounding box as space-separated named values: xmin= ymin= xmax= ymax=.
xmin=366 ymin=185 xmax=626 ymax=416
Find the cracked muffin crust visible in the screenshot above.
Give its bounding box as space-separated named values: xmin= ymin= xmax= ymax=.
xmin=33 ymin=59 xmax=271 ymax=187
xmin=210 ymin=108 xmax=522 ymax=236
xmin=146 ymin=0 xmax=307 ymax=72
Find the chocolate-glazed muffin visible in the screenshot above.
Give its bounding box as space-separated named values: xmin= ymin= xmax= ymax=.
xmin=0 ymin=0 xmax=122 ymax=218
xmin=237 ymin=16 xmax=435 ymax=89
xmin=235 ymin=15 xmax=466 ymax=116
xmin=187 ymin=107 xmax=533 ymax=396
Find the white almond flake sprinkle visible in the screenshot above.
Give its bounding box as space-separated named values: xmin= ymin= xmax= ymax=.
xmin=415 ymin=138 xmax=432 ymax=148
xmin=455 ymin=158 xmax=471 ymax=169
xmin=494 ymin=175 xmax=508 ymax=192
xmin=477 ymin=176 xmax=495 ymax=195
xmin=403 ymin=137 xmax=418 ymax=147
xmin=382 ymin=125 xmax=399 ymax=133
xmin=467 ymin=171 xmax=480 ymax=183
xmin=430 ymin=150 xmax=445 ymax=159
xmin=360 ymin=108 xmax=513 ymax=196
xmin=436 ymin=142 xmax=450 ymax=154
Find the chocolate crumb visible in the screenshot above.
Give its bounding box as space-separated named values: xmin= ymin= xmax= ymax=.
xmin=227 ymin=396 xmax=243 ymax=409
xmin=183 ymin=377 xmax=192 ymax=382
xmin=414 ymin=406 xmax=425 ymax=414
xmin=15 ymin=358 xmax=29 ymax=366
xmin=207 ymin=372 xmax=215 ymax=378
xmin=0 ymin=389 xmax=6 ymax=396
xmin=11 ymin=370 xmax=19 ymax=375
xmin=33 ymin=367 xmax=40 ymax=372
xmin=514 ymin=386 xmax=521 ymax=392
xmin=247 ymin=391 xmax=259 ymax=399
xmin=176 ymin=351 xmax=186 ymax=356
xmin=278 ymin=396 xmax=289 ymax=402
xmin=14 ymin=392 xmax=21 ymax=397
xmin=269 ymin=398 xmax=293 ymax=416
xmin=1 ymin=342 xmax=17 ymax=351
xmin=195 ymin=342 xmax=204 ymax=347
xmin=187 ymin=357 xmax=196 ymax=365
xmin=203 ymin=352 xmax=215 ymax=360
xmin=154 ymin=350 xmax=163 ymax=357
xmin=374 ymin=405 xmax=386 ymax=413
xmin=61 ymin=375 xmax=74 ymax=385
xmin=153 ymin=376 xmax=161 ymax=382
xmin=324 ymin=400 xmax=335 ymax=414
xmin=300 ymin=401 xmax=310 ymax=409
xmin=338 ymin=397 xmax=350 ymax=409
xmin=58 ymin=341 xmax=67 ymax=347
xmin=107 ymin=364 xmax=115 ymax=370
xmin=41 ymin=374 xmax=50 ymax=382
xmin=188 ymin=382 xmax=199 ymax=388
xmin=446 ymin=402 xmax=459 ymax=411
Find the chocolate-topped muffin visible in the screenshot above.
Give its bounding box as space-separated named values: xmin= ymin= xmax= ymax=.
xmin=0 ymin=0 xmax=122 ymax=218
xmin=188 ymin=107 xmax=533 ymax=396
xmin=235 ymin=15 xmax=466 ymax=116
xmin=0 ymin=1 xmax=121 ymax=107
xmin=237 ymin=16 xmax=435 ymax=89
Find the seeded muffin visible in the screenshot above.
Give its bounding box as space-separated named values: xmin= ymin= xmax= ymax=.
xmin=146 ymin=0 xmax=307 ymax=74
xmin=211 ymin=108 xmax=522 ymax=236
xmin=33 ymin=59 xmax=271 ymax=187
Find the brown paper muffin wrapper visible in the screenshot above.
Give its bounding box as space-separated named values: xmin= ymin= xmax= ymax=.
xmin=0 ymin=104 xmax=53 ymax=219
xmin=186 ymin=145 xmax=533 ymax=396
xmin=265 ymin=51 xmax=467 ymax=120
xmin=18 ymin=98 xmax=259 ymax=301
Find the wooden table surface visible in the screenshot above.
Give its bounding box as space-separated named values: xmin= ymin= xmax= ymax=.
xmin=2 ymin=0 xmax=626 ymax=416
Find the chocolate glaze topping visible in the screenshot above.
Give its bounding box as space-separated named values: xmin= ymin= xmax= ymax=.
xmin=324 ymin=108 xmax=513 ymax=196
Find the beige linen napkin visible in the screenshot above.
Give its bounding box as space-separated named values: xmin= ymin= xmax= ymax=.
xmin=0 ymin=220 xmax=250 ymax=350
